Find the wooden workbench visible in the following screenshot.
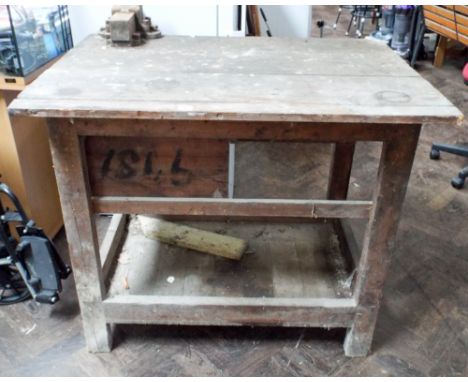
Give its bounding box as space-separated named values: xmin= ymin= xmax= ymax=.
xmin=9 ymin=35 xmax=462 ymax=357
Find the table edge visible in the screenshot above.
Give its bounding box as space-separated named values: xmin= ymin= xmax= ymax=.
xmin=8 ymin=106 xmax=464 ymax=126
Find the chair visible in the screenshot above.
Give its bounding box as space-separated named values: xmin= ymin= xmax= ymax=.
xmin=333 ymin=5 xmax=354 ymax=29
xmin=430 ymin=143 xmax=468 ymax=189
xmin=345 ymin=6 xmax=380 ymax=38
xmin=412 ymin=6 xmax=468 ymax=68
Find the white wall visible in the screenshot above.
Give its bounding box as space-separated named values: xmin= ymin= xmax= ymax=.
xmin=259 ymin=6 xmax=312 ymax=38
xmin=68 ymin=6 xmax=109 ymax=44
xmin=69 ymin=5 xmax=218 ymax=45
xmin=68 ymin=5 xmax=312 ymax=46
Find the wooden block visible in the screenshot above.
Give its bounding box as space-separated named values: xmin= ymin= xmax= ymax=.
xmin=138 ymin=215 xmax=247 ymax=260
xmin=85 ymin=136 xmax=228 ymax=198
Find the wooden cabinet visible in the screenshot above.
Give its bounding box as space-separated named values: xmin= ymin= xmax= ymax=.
xmin=0 ymin=70 xmax=62 ymax=237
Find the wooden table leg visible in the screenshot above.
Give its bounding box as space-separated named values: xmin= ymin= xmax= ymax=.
xmin=48 ymin=120 xmax=112 ymax=352
xmin=343 ymin=125 xmax=421 ymax=356
xmin=328 ymin=142 xmax=355 ymax=200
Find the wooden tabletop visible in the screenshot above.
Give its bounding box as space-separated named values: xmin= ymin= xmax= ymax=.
xmin=9 ymin=35 xmax=463 ymax=124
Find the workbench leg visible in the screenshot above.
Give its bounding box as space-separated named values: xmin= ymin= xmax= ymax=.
xmin=328 ymin=142 xmax=355 ymax=200
xmin=48 ymin=120 xmax=112 ymax=352
xmin=343 ymin=125 xmax=420 ymax=357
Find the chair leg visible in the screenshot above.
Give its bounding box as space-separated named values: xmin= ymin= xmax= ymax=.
xmin=430 ymin=143 xmax=468 ymax=159
xmin=346 ymin=13 xmax=354 ymax=36
xmin=452 ymin=166 xmax=468 ymax=189
xmin=357 ymin=17 xmax=366 ymax=37
xmin=334 ymin=6 xmax=342 ymax=29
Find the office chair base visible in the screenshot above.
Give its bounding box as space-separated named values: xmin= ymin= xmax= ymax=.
xmin=451 ymin=167 xmax=468 ymax=189
xmin=451 ymin=176 xmax=464 ymax=189
xmin=430 ymin=143 xmax=468 ymax=190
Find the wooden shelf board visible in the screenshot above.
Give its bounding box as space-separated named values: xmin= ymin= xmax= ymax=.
xmin=106 ymin=218 xmax=356 ymax=302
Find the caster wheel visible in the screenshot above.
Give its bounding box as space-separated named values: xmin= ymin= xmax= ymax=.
xmin=430 ymin=149 xmax=440 ymax=160
xmin=451 ymin=176 xmax=464 ymax=189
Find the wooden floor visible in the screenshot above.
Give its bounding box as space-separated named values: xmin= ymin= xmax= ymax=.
xmin=1 ymin=6 xmax=468 ymax=376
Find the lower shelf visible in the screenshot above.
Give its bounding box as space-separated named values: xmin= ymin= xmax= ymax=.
xmin=107 ymin=217 xmax=355 ymax=296
xmin=103 ymin=217 xmax=358 ymax=327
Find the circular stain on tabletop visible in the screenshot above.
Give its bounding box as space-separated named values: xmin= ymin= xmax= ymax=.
xmin=374 ymin=90 xmax=411 ymax=103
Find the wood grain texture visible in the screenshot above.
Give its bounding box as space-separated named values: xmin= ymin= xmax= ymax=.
xmin=423 ymin=7 xmax=468 ymax=34
xmin=74 ymin=119 xmax=424 ymax=142
xmin=85 ymin=136 xmax=228 ymax=197
xmin=344 ymin=124 xmax=422 ymax=357
xmin=92 ymin=197 xmax=373 ymax=219
xmin=424 ymin=5 xmax=468 ymax=28
xmin=138 ymin=216 xmax=247 ymax=260
xmin=100 ymin=213 xmax=127 ymax=282
xmin=9 ymin=36 xmax=462 ymax=124
xmin=103 ymin=295 xmax=356 ymax=327
xmin=107 ymin=218 xmax=354 ymax=301
xmin=47 ymin=120 xmax=112 ymax=352
xmin=446 ymin=5 xmax=468 ymax=16
xmin=425 ymin=20 xmax=468 ymax=47
xmin=328 ymin=142 xmax=355 ymax=200
xmin=434 ymin=36 xmax=449 ymax=68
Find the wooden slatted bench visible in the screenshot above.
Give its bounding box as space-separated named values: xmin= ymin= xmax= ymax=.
xmin=423 ymin=5 xmax=468 ymax=67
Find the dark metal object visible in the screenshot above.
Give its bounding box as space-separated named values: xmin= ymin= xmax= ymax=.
xmin=345 ymin=6 xmax=380 ymax=38
xmin=409 ymin=6 xmax=428 ymax=67
xmin=5 ymin=5 xmax=22 ymax=76
xmin=259 ymin=8 xmax=272 ymax=37
xmin=317 ymin=19 xmax=325 ymax=38
xmin=0 ymin=182 xmax=71 ymax=305
xmin=430 ymin=143 xmax=468 ymax=189
xmin=333 ymin=5 xmax=354 ymax=30
xmin=58 ymin=5 xmax=74 ymax=52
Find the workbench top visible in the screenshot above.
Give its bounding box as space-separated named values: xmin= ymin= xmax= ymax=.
xmin=9 ymin=35 xmax=462 ymax=124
